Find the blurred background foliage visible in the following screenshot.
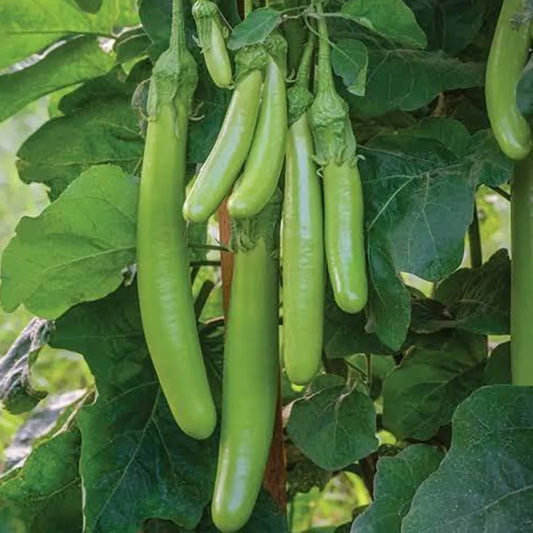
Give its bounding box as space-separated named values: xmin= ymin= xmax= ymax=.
xmin=0 ymin=100 xmax=511 ymax=531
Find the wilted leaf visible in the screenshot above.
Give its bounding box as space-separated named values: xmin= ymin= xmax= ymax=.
xmin=0 ymin=319 xmax=50 ymax=414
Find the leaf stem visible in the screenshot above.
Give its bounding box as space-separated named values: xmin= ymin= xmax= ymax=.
xmin=468 ymin=201 xmax=483 ymax=268
xmin=488 ymin=185 xmax=511 ymax=201
xmin=295 ymin=31 xmax=315 ymax=88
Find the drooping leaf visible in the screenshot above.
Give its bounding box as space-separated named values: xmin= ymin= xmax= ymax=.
xmin=0 ymin=165 xmax=138 ymax=319
xmin=345 ymin=49 xmax=484 ymax=117
xmin=403 ymin=386 xmax=533 ymax=531
xmin=0 ymin=428 xmax=83 ymax=533
xmin=351 ymin=444 xmax=443 ymax=532
xmin=227 ymin=8 xmax=281 ymax=50
xmin=287 ymin=378 xmax=378 ymax=470
xmin=435 ymin=249 xmax=510 ymax=335
xmin=342 ymin=0 xmax=427 ymax=49
xmin=50 ymin=284 xmax=219 ymax=533
xmin=360 ymin=118 xmax=511 ymax=349
xmin=382 ymin=331 xmax=487 ymax=440
xmin=17 ymin=67 xmax=144 ymax=199
xmin=0 ymin=37 xmax=114 ymax=124
xmin=0 ymin=319 xmax=50 ymax=414
xmin=331 ymin=39 xmax=368 ymax=96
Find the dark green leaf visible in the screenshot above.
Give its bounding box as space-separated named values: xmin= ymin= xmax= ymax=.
xmin=435 ymin=249 xmax=510 ymax=335
xmin=324 ymin=288 xmax=394 ymax=358
xmin=50 ymin=284 xmax=218 ymax=533
xmin=0 ymin=319 xmax=50 ymax=414
xmin=484 ymin=342 xmax=511 ymax=385
xmin=517 ymin=55 xmax=533 ymax=117
xmin=0 ymin=165 xmax=138 ymax=319
xmin=0 ymin=428 xmax=82 ymax=533
xmin=352 ymin=444 xmax=443 ymax=532
xmin=403 ymin=385 xmax=533 ymax=531
xmin=227 ymin=8 xmax=281 ymax=50
xmin=341 ymin=0 xmax=427 ymax=49
xmin=287 ymin=380 xmax=378 ymax=470
xmin=0 ymin=37 xmax=114 ymax=123
xmin=360 ymin=118 xmax=511 ymax=349
xmin=331 ymin=39 xmax=368 ymax=96
xmin=382 ymin=331 xmax=487 ymax=440
xmin=404 ymin=0 xmax=486 ymax=53
xmin=346 ymin=50 xmax=484 ymax=117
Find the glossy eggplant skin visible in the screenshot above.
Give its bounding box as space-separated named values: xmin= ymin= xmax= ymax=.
xmin=183 ymin=69 xmax=263 ymax=223
xmin=486 ymin=0 xmax=532 ymax=160
xmin=282 ymin=112 xmax=324 ymax=384
xmin=323 ymin=160 xmax=368 ymax=314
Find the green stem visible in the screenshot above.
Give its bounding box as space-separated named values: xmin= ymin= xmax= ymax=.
xmin=468 ymin=201 xmax=483 ymax=268
xmin=314 ymin=2 xmax=334 ymax=93
xmin=511 ymin=155 xmax=533 ymax=386
xmin=295 ymin=32 xmax=315 ymax=88
xmin=244 ymin=0 xmax=252 ymax=17
xmin=170 ymin=0 xmax=187 ymax=58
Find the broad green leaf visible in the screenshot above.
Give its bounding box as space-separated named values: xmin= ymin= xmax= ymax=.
xmin=382 ymin=331 xmax=487 ymax=440
xmin=346 ymin=49 xmax=484 ymax=117
xmin=0 ymin=165 xmax=138 ymax=319
xmin=484 ymin=342 xmax=511 ymax=385
xmin=50 ymin=284 xmax=218 ymax=533
xmin=0 ymin=0 xmax=120 ymax=70
xmin=227 ymin=8 xmax=281 ymax=50
xmin=351 ymin=444 xmax=443 ymax=532
xmin=435 ymin=249 xmax=510 ymax=335
xmin=360 ymin=118 xmax=511 ymax=349
xmin=17 ymin=67 xmax=144 ymax=199
xmin=287 ymin=379 xmax=378 ymax=470
xmin=0 ymin=37 xmax=114 ymax=124
xmin=331 ymin=39 xmax=368 ymax=96
xmin=405 ymin=0 xmax=486 ymax=53
xmin=342 ymin=0 xmax=427 ymax=49
xmin=0 ymin=319 xmax=49 ymax=414
xmin=403 ymin=385 xmax=533 ymax=532
xmin=0 ymin=428 xmax=82 ymax=532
